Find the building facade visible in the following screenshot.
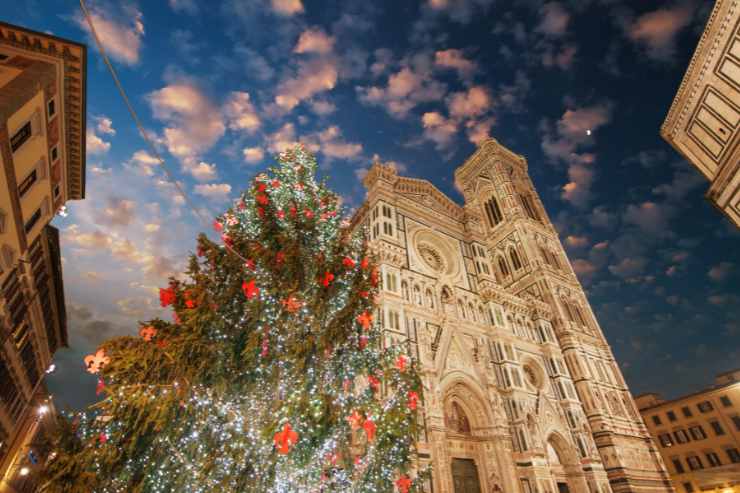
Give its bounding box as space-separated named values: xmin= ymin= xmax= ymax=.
xmin=661 ymin=0 xmax=740 ymax=228
xmin=0 ymin=22 xmax=86 ymax=491
xmin=354 ymin=139 xmax=672 ymax=493
xmin=636 ymin=370 xmax=740 ymax=493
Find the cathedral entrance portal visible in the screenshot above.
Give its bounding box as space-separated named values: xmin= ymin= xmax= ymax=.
xmin=452 ymin=458 xmax=482 ymax=493
xmin=557 ymin=483 xmax=570 ymax=493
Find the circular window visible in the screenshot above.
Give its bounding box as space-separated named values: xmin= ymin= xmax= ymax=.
xmin=418 ymin=243 xmax=445 ymax=272
xmin=412 ymin=230 xmax=459 ymax=278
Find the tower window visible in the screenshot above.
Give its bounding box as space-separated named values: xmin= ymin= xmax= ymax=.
xmin=484 ymin=197 xmax=503 ymax=227
xmin=520 ymin=194 xmax=539 ymax=221
xmin=497 ymin=257 xmax=510 ymax=277
xmin=510 ymin=248 xmax=522 ymax=270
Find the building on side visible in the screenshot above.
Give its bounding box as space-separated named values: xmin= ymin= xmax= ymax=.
xmin=0 ymin=22 xmax=86 ymax=492
xmin=635 ymin=370 xmax=740 ymax=493
xmin=353 ymin=138 xmax=673 ymax=493
xmin=660 ymin=0 xmax=740 ymax=228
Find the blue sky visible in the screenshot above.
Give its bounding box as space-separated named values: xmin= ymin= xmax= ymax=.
xmin=6 ymin=0 xmax=740 ymax=409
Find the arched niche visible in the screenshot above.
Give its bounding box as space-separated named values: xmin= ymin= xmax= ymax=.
xmin=440 ymin=371 xmax=495 ymax=432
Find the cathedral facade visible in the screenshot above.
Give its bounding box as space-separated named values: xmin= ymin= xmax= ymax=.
xmin=353 ymin=139 xmax=673 ymax=493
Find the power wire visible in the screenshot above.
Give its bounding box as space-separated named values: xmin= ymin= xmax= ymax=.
xmin=78 ymin=0 xmax=250 ymax=266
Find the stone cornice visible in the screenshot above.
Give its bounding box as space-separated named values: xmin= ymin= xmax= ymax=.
xmin=660 ymin=0 xmax=737 ymax=141
xmin=0 ymin=21 xmax=87 ymax=200
xmin=454 ymin=138 xmax=527 ymax=191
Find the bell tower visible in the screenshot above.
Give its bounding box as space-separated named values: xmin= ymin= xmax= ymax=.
xmin=454 ymin=139 xmax=673 ymax=493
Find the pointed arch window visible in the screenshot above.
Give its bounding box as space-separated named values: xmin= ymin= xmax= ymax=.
xmin=510 ymin=248 xmax=522 ymax=270
xmin=458 ymin=301 xmax=466 ymax=319
xmin=413 ymin=285 xmax=422 ymax=305
xmin=550 ymin=250 xmax=561 ymax=269
xmin=520 ymin=194 xmax=539 ymax=221
xmin=446 ymin=401 xmax=471 ymax=434
xmin=425 ymin=289 xmax=435 ymax=309
xmin=498 ymin=257 xmax=510 ymax=277
xmin=484 ymin=197 xmax=504 ymax=227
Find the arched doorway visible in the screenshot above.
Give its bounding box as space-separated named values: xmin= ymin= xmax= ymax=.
xmin=436 ymin=375 xmax=509 ymax=493
xmin=545 ymin=433 xmax=585 ymax=493
xmin=445 ymin=397 xmax=482 ymax=493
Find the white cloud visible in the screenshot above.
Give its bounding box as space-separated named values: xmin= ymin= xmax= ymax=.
xmin=223 ymin=91 xmax=260 ymax=134
xmin=565 ymin=235 xmax=589 ymax=248
xmin=623 ymin=201 xmax=673 ymax=237
xmin=561 ymin=153 xmax=595 ymax=208
xmin=314 ymin=126 xmax=363 ymax=160
xmin=626 ymin=2 xmax=695 ymax=61
xmin=75 ymin=4 xmax=144 ymax=65
xmin=86 ymin=129 xmax=110 ymax=154
xmin=422 ymin=111 xmax=457 ymax=149
xmin=424 ymin=0 xmax=494 ymax=24
xmin=169 ymin=0 xmax=198 ymax=14
xmin=243 ymin=147 xmax=265 ymax=164
xmin=98 ymin=198 xmax=136 ymax=226
xmin=309 ymin=99 xmax=337 ymax=116
xmin=271 ymin=0 xmax=304 ymax=15
xmin=125 ymin=150 xmax=159 ymax=176
xmin=147 ymin=82 xmax=225 ymax=164
xmin=708 ymin=262 xmax=734 ymax=282
xmin=194 ymin=183 xmax=232 ymax=201
xmin=266 ymin=123 xmax=299 ymax=154
xmin=435 ymin=49 xmax=476 ymax=80
xmin=536 ymin=2 xmax=570 ymax=37
xmin=370 ymin=48 xmax=394 ymax=77
xmin=275 ymin=58 xmax=338 ymax=111
xmin=447 ymin=86 xmax=491 ymax=120
xmin=294 ymin=28 xmax=334 ymax=54
xmin=465 ymin=118 xmax=495 ymax=145
xmin=95 ymin=116 xmax=115 ymax=135
xmin=188 ymin=161 xmax=218 ymax=182
xmin=608 ymin=256 xmax=648 ymax=279
xmin=356 ymin=65 xmax=446 ymax=118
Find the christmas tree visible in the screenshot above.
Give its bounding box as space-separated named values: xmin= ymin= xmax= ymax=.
xmin=41 ymin=146 xmax=424 ymax=492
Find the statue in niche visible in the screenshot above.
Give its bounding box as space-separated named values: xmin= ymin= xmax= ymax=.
xmin=488 ymin=471 xmax=503 ymax=493
xmin=526 ymin=414 xmax=542 ymax=449
xmin=445 ymin=401 xmax=471 ymax=434
xmin=441 ymin=286 xmax=456 ymax=317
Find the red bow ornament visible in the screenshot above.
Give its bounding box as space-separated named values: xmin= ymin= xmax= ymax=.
xmin=356 ymin=311 xmax=373 ymax=330
xmin=242 ymin=279 xmax=260 ymax=300
xmin=407 ymin=391 xmax=419 ymax=411
xmin=84 ymin=349 xmax=110 ymax=374
xmin=347 ymin=410 xmax=364 ymax=430
xmin=159 ymin=287 xmax=176 ymax=307
xmin=321 ymin=271 xmax=335 ymax=287
xmin=274 ymin=423 xmax=299 ymax=455
xmin=139 ymin=325 xmax=157 ymax=341
xmin=396 ymin=475 xmax=412 ymax=493
xmin=282 ymin=295 xmax=303 ymax=313
xmin=363 ymin=418 xmax=377 ymax=442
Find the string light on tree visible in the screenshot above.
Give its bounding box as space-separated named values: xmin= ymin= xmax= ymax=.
xmin=40 ymin=146 xmax=425 ymax=492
